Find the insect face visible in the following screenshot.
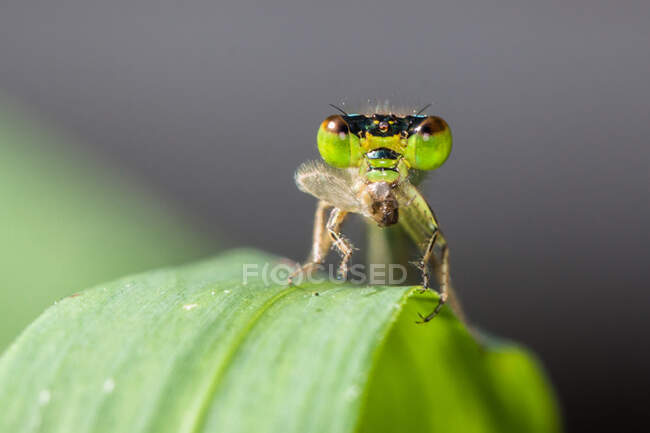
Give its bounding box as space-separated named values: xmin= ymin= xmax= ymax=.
xmin=316 ymin=111 xmax=453 ymax=174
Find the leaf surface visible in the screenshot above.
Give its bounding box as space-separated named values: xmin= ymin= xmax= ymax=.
xmin=0 ymin=250 xmax=561 ymax=433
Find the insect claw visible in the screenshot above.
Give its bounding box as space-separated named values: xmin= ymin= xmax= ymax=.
xmin=287 ymin=268 xmax=302 ymax=285
xmin=287 ymin=272 xmax=297 ymax=286
xmin=417 ymin=298 xmax=446 ymax=323
xmin=287 ymin=262 xmax=320 ymax=285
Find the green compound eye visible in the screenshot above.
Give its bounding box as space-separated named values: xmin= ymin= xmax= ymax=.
xmin=317 ymin=115 xmax=362 ymax=168
xmin=405 ymin=116 xmax=452 ymax=170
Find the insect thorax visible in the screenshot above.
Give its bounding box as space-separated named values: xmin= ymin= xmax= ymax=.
xmin=360 ymin=149 xmax=409 ymax=184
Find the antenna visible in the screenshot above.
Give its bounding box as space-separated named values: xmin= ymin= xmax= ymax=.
xmin=414 ymin=103 xmax=432 ymax=116
xmin=328 ymin=103 xmax=349 ymax=116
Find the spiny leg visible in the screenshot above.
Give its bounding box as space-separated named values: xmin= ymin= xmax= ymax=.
xmin=417 ymin=232 xmax=451 ymax=323
xmin=415 ymin=230 xmax=438 ymax=292
xmin=396 ymin=181 xmax=468 ymax=325
xmin=288 ymin=200 xmax=332 ymax=284
xmin=326 ymin=207 xmax=353 ymax=279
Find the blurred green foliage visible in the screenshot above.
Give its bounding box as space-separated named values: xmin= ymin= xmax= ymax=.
xmin=0 ymin=102 xmax=215 ymax=352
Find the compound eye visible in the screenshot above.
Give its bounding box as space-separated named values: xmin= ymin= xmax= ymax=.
xmin=317 ymin=115 xmax=362 ymax=168
xmin=324 ymin=114 xmax=349 ymax=137
xmin=416 ymin=116 xmax=446 ymax=136
xmin=405 ymin=116 xmax=452 ymax=170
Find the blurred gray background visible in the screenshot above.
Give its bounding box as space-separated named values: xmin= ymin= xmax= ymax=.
xmin=1 ymin=0 xmax=648 ymax=431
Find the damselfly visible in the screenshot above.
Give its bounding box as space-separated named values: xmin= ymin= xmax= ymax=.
xmin=291 ymin=104 xmax=463 ymax=323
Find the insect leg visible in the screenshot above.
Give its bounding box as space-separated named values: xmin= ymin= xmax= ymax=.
xmin=417 ymin=229 xmax=438 ymax=291
xmin=415 ymin=230 xmax=446 ymax=322
xmin=418 ymin=232 xmax=469 ymax=324
xmin=288 ymin=200 xmax=332 ymax=284
xmin=326 ymin=207 xmax=353 ymax=279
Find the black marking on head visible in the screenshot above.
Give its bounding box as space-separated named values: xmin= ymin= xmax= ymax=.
xmin=330 ymin=111 xmax=446 ymax=139
xmin=342 ymin=114 xmax=409 ymax=138
xmin=403 ymin=115 xmax=428 ymax=134
xmin=367 ymin=114 xmax=404 ymax=137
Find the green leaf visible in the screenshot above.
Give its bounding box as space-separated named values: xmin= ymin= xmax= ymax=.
xmin=0 ymin=102 xmax=214 ymax=351
xmin=0 ymin=250 xmax=561 ymax=433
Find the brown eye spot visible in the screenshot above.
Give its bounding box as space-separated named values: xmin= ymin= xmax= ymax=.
xmin=323 ymin=114 xmax=349 ymax=139
xmin=416 ymin=116 xmax=448 ymax=137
